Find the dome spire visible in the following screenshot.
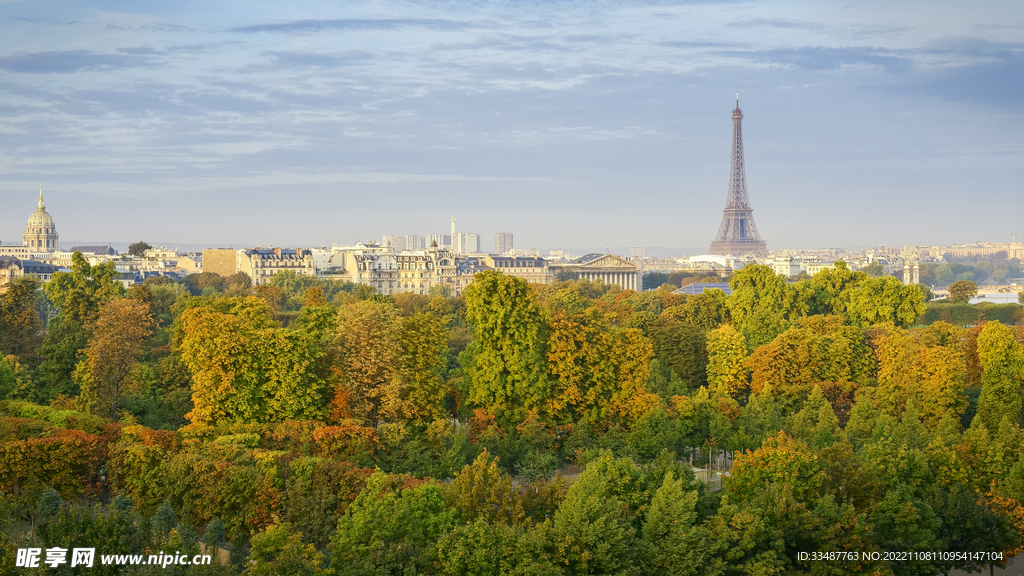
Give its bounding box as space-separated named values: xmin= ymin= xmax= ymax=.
xmin=38 ymin=184 xmax=44 ymax=211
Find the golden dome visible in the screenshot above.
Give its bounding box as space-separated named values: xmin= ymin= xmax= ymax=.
xmin=27 ymin=209 xmax=55 ymax=228
xmin=26 ymin=186 xmax=55 ymax=227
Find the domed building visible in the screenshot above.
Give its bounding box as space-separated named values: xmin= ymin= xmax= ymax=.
xmin=23 ymin=186 xmax=58 ymax=252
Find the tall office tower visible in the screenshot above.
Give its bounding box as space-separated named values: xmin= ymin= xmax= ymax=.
xmin=405 ymin=235 xmax=425 ymax=250
xmin=495 ymin=233 xmax=513 ymax=255
xmin=629 ymin=246 xmax=644 ymax=260
xmin=708 ymin=93 xmax=768 ymax=257
xmin=382 ymin=235 xmax=405 ymax=250
xmin=467 ymin=233 xmax=481 ymax=254
xmin=425 ymin=234 xmax=444 ymax=249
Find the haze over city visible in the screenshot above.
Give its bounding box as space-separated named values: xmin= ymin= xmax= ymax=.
xmin=1 ymin=0 xmax=1021 ymax=252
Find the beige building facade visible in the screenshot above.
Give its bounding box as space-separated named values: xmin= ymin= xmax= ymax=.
xmin=202 ymin=249 xmax=239 ymax=277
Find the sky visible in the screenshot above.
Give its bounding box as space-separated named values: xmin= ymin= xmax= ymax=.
xmin=0 ymin=0 xmax=1021 ymax=255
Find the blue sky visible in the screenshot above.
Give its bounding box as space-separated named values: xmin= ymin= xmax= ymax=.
xmin=0 ymin=0 xmax=1021 ymax=255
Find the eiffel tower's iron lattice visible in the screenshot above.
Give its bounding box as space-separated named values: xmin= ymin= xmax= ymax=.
xmin=708 ymin=94 xmax=768 ymax=257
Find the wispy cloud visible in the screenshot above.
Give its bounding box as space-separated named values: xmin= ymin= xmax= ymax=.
xmin=0 ymin=50 xmax=161 ymax=73
xmin=228 ymin=18 xmax=470 ymax=34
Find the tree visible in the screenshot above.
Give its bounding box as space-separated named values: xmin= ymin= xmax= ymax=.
xmin=746 ymin=316 xmax=874 ymax=407
xmin=80 ymin=298 xmax=155 ymax=420
xmin=464 ymin=271 xmax=548 ymax=421
xmin=874 ymin=325 xmax=967 ymax=425
xmin=706 ymin=325 xmax=749 ymax=397
xmin=0 ymin=277 xmax=43 ymax=359
xmin=973 ymin=321 xmax=1024 ymax=435
xmin=330 ymin=472 xmax=458 ymax=575
xmin=861 ymin=261 xmax=884 ymax=277
xmin=649 ymin=315 xmax=707 ymax=390
xmin=334 ymin=299 xmax=402 ymax=424
xmin=396 ymin=312 xmax=451 ymax=427
xmin=179 ymin=297 xmax=329 ymax=424
xmin=640 ymin=471 xmax=709 ymax=576
xmin=842 ymin=275 xmax=926 ymax=327
xmin=728 ymin=264 xmax=799 ymax=349
xmin=247 ymin=521 xmax=329 ymax=576
xmin=810 ymin=260 xmax=866 ymax=317
xmin=445 ymin=451 xmax=525 ymax=526
xmin=948 ymin=280 xmax=978 ymax=304
xmin=38 ymin=253 xmax=125 ymax=397
xmin=127 ymin=241 xmax=152 ymax=257
xmin=554 ymin=461 xmax=636 ymax=575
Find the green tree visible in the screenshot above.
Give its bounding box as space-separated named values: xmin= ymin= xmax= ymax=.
xmin=434 ymin=519 xmax=560 ymax=576
xmin=861 ymin=261 xmax=884 ymax=277
xmin=640 ymin=471 xmax=709 ymax=576
xmin=0 ymin=277 xmax=43 ymax=359
xmin=948 ymin=280 xmax=978 ymax=304
xmin=247 ymin=521 xmax=329 ymax=576
xmin=445 ymin=451 xmax=525 ymax=526
xmin=728 ymin=264 xmax=799 ymax=349
xmin=127 ymin=241 xmax=152 ymax=257
xmin=843 ymin=275 xmax=926 ymax=327
xmin=810 ymin=260 xmax=866 ymax=317
xmin=397 ymin=312 xmax=451 ymax=427
xmin=554 ymin=461 xmax=636 ymax=575
xmin=38 ymin=252 xmax=125 ymax=396
xmin=649 ymin=315 xmax=707 ymax=390
xmin=330 ymin=471 xmax=458 ymax=575
xmin=973 ymin=321 xmax=1024 ymax=434
xmin=464 ymin=271 xmax=548 ymax=420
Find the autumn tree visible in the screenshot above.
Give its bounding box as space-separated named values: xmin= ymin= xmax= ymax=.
xmin=973 ymin=321 xmax=1024 ymax=434
xmin=664 ymin=289 xmax=731 ymax=331
xmin=746 ymin=315 xmax=874 ymax=408
xmin=334 ymin=299 xmax=402 ymax=424
xmin=874 ymin=324 xmax=967 ymax=425
xmin=948 ymin=280 xmax=978 ymax=303
xmin=464 ymin=271 xmax=548 ymax=421
xmin=179 ymin=296 xmax=329 ymax=424
xmin=706 ymin=324 xmax=749 ymax=397
xmin=78 ymin=298 xmax=155 ymax=419
xmin=396 ymin=312 xmax=450 ymax=427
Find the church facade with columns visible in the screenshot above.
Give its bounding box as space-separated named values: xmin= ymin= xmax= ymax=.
xmin=548 ymin=253 xmax=640 ymax=291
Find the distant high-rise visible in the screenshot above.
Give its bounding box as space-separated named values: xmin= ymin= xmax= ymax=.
xmin=453 ymin=232 xmax=481 ymax=255
xmin=629 ymin=246 xmax=644 ymax=260
xmin=382 ymin=235 xmax=405 ymax=250
xmin=495 ymin=233 xmax=513 ymax=255
xmin=708 ymin=94 xmax=768 ymax=257
xmin=405 ymin=235 xmax=425 ymax=250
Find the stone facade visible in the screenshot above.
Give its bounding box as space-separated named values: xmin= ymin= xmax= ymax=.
xmin=202 ymin=249 xmax=239 ymax=277
xmin=481 ymin=255 xmax=548 ymax=284
xmin=0 ymin=257 xmax=59 ymax=289
xmin=239 ymin=248 xmax=316 ymax=286
xmin=548 ymin=253 xmax=640 ymax=291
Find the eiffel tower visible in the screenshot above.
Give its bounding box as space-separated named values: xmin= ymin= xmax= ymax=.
xmin=708 ymin=93 xmax=768 ymax=257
